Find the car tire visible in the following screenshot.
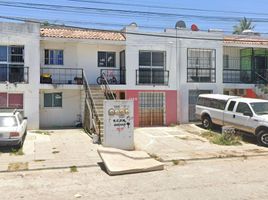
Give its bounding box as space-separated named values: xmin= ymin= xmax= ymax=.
xmin=257 ymin=130 xmax=268 ymax=147
xmin=202 ymin=115 xmax=213 ymax=129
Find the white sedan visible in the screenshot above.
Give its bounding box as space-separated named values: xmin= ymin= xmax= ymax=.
xmin=0 ymin=110 xmax=27 ymax=149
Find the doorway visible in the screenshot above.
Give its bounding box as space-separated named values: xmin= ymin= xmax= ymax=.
xmin=188 ymin=90 xmax=212 ymax=121
xmin=139 ymin=92 xmax=165 ymax=126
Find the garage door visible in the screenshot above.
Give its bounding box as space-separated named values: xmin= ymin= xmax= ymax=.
xmin=139 ymin=92 xmax=165 ymax=127
xmin=188 ymin=90 xmax=212 ymax=122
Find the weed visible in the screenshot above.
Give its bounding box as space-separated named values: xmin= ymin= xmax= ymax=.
xmin=70 ymin=166 xmax=78 ymax=173
xmin=34 ymin=159 xmax=46 ymax=162
xmin=10 ymin=148 xmax=24 ymax=156
xmin=52 ymin=151 xmax=60 ymax=154
xmin=201 ymin=131 xmax=242 ymax=146
xmin=148 ymin=153 xmax=163 ymax=162
xmin=8 ymin=162 xmax=28 ymax=171
xmin=172 ymin=160 xmax=186 ymax=166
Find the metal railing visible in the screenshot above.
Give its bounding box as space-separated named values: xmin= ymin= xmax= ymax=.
xmin=136 ymin=69 xmax=169 ymax=85
xmin=0 ymin=66 xmax=29 ymax=83
xmin=40 ymin=67 xmax=83 ymax=85
xmin=223 ymin=69 xmax=268 ymax=84
xmin=101 ymin=72 xmax=116 ymax=100
xmin=100 ymin=69 xmax=126 ymax=85
xmin=187 ymin=68 xmax=216 ymax=83
xmin=82 ymin=73 xmax=101 ymax=141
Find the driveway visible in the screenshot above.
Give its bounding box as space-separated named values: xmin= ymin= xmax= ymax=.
xmin=134 ymin=124 xmax=268 ymax=162
xmin=0 ymin=129 xmax=101 ymax=172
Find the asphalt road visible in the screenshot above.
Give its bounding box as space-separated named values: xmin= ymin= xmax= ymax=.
xmin=1 ymin=156 xmax=268 ymax=200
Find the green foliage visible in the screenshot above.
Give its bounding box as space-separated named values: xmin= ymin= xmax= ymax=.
xmin=233 ymin=17 xmax=255 ymax=34
xmin=201 ymin=131 xmax=242 ymax=146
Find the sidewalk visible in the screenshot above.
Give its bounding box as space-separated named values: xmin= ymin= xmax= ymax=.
xmin=0 ymin=129 xmax=101 ymax=172
xmin=134 ymin=125 xmax=268 ymax=162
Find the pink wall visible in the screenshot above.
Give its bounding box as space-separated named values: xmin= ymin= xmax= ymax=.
xmin=124 ymin=90 xmax=177 ymax=127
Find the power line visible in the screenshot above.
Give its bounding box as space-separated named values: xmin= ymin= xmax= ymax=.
xmin=68 ymin=0 xmax=268 ymax=17
xmin=1 ymin=0 xmax=268 ymax=23
xmin=3 ymin=14 xmax=268 ymax=39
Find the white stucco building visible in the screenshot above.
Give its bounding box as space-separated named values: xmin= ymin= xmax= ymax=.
xmin=2 ymin=21 xmax=264 ymax=129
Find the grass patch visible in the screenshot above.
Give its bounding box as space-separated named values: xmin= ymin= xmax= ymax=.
xmin=201 ymin=131 xmax=242 ymax=146
xmin=10 ymin=148 xmax=24 ymax=156
xmin=34 ymin=159 xmax=46 ymax=162
xmin=52 ymin=150 xmax=60 ymax=154
xmin=70 ymin=166 xmax=78 ymax=173
xmin=8 ymin=162 xmax=28 ymax=171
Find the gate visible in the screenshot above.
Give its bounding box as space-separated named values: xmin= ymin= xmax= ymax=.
xmin=139 ymin=92 xmax=165 ymax=126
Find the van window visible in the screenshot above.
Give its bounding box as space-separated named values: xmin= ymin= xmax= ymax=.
xmin=197 ymin=97 xmax=226 ymax=110
xmin=236 ymin=102 xmax=252 ymax=114
xmin=227 ymin=101 xmax=236 ymax=111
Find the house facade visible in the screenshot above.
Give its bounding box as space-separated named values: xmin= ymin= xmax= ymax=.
xmin=2 ymin=21 xmax=266 ymax=130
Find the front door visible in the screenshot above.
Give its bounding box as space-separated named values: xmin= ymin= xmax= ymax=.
xmin=139 ymin=92 xmax=165 ymax=126
xmin=189 ymin=90 xmax=213 ymax=121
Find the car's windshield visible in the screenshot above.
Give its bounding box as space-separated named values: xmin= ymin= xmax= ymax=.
xmin=0 ymin=116 xmax=17 ymax=127
xmin=250 ymin=102 xmax=268 ymax=115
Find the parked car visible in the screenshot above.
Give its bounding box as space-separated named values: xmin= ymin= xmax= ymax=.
xmin=196 ymin=94 xmax=268 ymax=147
xmin=0 ymin=110 xmax=27 ymax=148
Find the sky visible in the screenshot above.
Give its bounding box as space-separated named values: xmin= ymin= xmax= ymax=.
xmin=1 ymin=0 xmax=268 ymax=34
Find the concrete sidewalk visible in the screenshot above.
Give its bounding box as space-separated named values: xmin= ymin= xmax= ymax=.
xmin=134 ymin=125 xmax=268 ymax=162
xmin=0 ymin=129 xmax=101 ymax=172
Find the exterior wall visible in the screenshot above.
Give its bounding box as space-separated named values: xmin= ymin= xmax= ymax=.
xmin=39 ymin=89 xmax=81 ymax=128
xmin=0 ymin=22 xmax=40 ymax=129
xmin=176 ymin=30 xmax=224 ymax=123
xmin=124 ymin=90 xmax=177 ymax=127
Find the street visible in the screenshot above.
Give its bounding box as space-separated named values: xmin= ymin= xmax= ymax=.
xmin=1 ymin=156 xmax=268 ymax=200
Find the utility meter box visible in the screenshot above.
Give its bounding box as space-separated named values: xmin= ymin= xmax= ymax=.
xmin=103 ymin=100 xmax=134 ymax=150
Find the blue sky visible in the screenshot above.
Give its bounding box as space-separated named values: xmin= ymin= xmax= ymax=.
xmin=1 ymin=0 xmax=268 ymax=34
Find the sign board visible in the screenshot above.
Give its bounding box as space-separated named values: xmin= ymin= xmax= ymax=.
xmin=103 ymin=100 xmax=134 ymax=150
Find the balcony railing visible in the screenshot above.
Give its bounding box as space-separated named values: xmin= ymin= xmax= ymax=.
xmin=187 ymin=68 xmax=216 ymax=83
xmin=100 ymin=69 xmax=126 ymax=85
xmin=40 ymin=67 xmax=83 ymax=85
xmin=223 ymin=68 xmax=268 ymax=84
xmin=136 ymin=69 xmax=169 ymax=85
xmin=0 ymin=66 xmax=29 ymax=83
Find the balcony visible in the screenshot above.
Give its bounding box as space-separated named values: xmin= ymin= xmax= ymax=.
xmin=187 ymin=68 xmax=216 ymax=83
xmin=100 ymin=69 xmax=126 ymax=85
xmin=136 ymin=69 xmax=169 ymax=85
xmin=223 ymin=56 xmax=268 ymax=84
xmin=0 ymin=66 xmax=29 ymax=83
xmin=40 ymin=67 xmax=83 ymax=85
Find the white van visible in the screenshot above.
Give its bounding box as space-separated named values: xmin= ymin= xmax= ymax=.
xmin=196 ymin=94 xmax=268 ymax=147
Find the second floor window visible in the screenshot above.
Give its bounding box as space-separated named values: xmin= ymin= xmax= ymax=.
xmin=45 ymin=49 xmax=64 ymax=65
xmin=139 ymin=51 xmax=165 ymax=68
xmin=0 ymin=46 xmax=24 ymax=63
xmin=98 ymin=51 xmax=116 ymax=67
xmin=187 ymin=48 xmax=216 ymax=83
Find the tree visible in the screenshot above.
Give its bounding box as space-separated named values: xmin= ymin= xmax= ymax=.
xmin=233 ymin=17 xmax=255 ymax=34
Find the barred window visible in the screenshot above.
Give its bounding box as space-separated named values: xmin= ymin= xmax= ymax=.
xmin=187 ymin=48 xmax=216 ymax=82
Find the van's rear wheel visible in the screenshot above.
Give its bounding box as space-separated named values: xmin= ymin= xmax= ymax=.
xmin=257 ymin=130 xmax=268 ymax=147
xmin=202 ymin=116 xmax=212 ymax=129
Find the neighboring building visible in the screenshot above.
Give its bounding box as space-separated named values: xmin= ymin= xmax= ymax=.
xmin=4 ymin=21 xmax=267 ymax=130
xmin=0 ymin=22 xmax=40 ymax=129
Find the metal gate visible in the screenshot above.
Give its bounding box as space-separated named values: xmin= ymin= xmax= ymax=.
xmin=139 ymin=92 xmax=165 ymax=126
xmin=188 ymin=90 xmax=212 ymax=121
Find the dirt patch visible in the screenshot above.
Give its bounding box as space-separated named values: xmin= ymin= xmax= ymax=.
xmin=8 ymin=162 xmax=28 ymax=171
